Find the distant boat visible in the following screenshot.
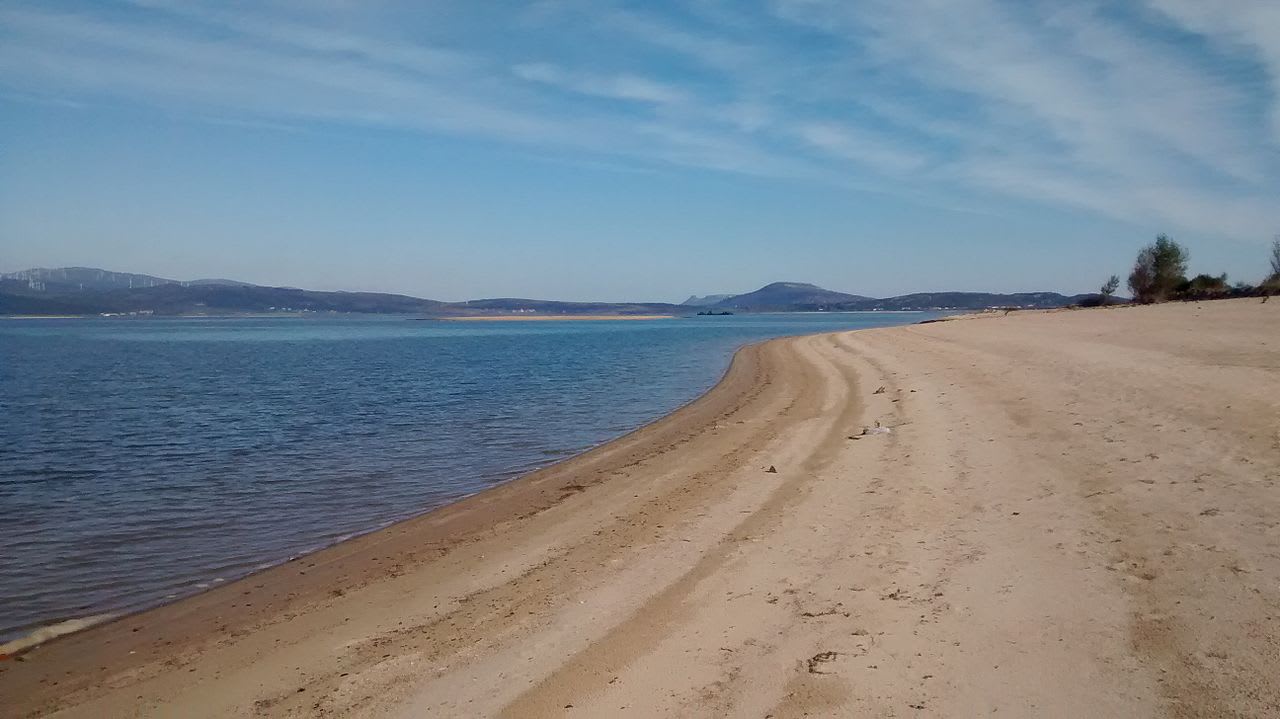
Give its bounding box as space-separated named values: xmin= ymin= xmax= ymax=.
xmin=696 ymin=310 xmax=734 ymax=316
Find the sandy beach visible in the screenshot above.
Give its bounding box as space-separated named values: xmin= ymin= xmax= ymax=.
xmin=3 ymin=298 xmax=1278 ymax=717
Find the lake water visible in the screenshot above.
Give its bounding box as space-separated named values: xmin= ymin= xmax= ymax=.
xmin=0 ymin=312 xmax=936 ymax=640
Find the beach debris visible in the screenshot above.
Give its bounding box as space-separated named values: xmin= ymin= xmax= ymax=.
xmin=861 ymin=422 xmax=892 ymax=436
xmin=800 ymin=604 xmax=850 ymax=618
xmin=807 ymin=651 xmax=841 ymax=674
xmin=765 ymin=465 xmax=778 ymax=473
xmin=873 ymin=386 xmax=886 ymax=394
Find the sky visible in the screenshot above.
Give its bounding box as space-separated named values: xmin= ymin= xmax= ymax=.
xmin=1 ymin=0 xmax=1278 ymax=302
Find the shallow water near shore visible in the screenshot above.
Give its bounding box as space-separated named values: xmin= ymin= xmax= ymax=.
xmin=0 ymin=312 xmax=935 ymax=640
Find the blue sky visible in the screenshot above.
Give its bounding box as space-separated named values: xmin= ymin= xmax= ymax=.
xmin=1 ymin=0 xmax=1278 ymax=302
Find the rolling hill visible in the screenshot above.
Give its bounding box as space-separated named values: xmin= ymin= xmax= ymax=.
xmin=710 ymin=282 xmax=872 ymax=311
xmin=0 ymin=267 xmax=254 ymax=293
xmin=681 ymin=294 xmax=735 ymax=306
xmin=0 ymin=279 xmax=444 ymax=316
xmin=0 ymin=267 xmax=1100 ymax=316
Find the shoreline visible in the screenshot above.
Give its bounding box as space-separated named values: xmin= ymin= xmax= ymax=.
xmin=0 ymin=332 xmax=747 ymax=655
xmin=0 ymin=333 xmax=783 ymax=716
xmin=0 ymin=310 xmax=941 ymax=654
xmin=4 ymin=298 xmax=1278 ymax=717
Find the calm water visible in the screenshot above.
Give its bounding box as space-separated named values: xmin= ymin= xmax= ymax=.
xmin=0 ymin=312 xmax=936 ymax=639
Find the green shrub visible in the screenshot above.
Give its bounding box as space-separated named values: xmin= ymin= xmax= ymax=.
xmin=1128 ymin=234 xmax=1188 ymax=303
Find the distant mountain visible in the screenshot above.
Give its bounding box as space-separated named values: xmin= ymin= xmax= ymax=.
xmin=0 ymin=284 xmax=93 ymax=315
xmin=183 ymin=278 xmax=259 ymax=287
xmin=850 ymin=291 xmax=1096 ymax=311
xmin=0 ymin=281 xmax=445 ymax=316
xmin=452 ymin=298 xmax=682 ymax=315
xmin=1 ymin=267 xmax=255 ymax=293
xmin=0 ymin=267 xmax=1098 ymax=316
xmin=681 ymin=294 xmax=735 ymax=306
xmin=0 ymin=267 xmax=677 ymax=316
xmin=690 ymin=283 xmax=1096 ymax=311
xmin=712 ymin=282 xmax=872 ymax=311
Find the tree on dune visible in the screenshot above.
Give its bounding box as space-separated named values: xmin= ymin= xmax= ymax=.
xmin=1128 ymin=251 xmax=1154 ymax=302
xmin=1100 ymin=275 xmax=1120 ymax=304
xmin=1128 ymin=234 xmax=1188 ymax=303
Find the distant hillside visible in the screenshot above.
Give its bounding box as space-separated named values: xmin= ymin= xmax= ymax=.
xmin=681 ymin=294 xmax=734 ymax=306
xmin=0 ymin=284 xmax=94 ymax=315
xmin=1 ymin=267 xmax=253 ymax=293
xmin=0 ymin=267 xmax=675 ymax=316
xmin=1 ymin=267 xmax=1098 ymax=316
xmin=849 ymin=291 xmax=1096 ymax=311
xmin=698 ymin=283 xmax=1096 ymax=311
xmin=712 ymin=282 xmax=871 ymax=311
xmin=453 ymin=298 xmax=682 ymax=315
xmin=0 ymin=280 xmax=445 ymax=315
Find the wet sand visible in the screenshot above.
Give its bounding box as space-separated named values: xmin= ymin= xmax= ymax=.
xmin=2 ymin=298 xmax=1278 ymax=717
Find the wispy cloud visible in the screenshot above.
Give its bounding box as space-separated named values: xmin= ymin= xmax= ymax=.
xmin=771 ymin=0 xmax=1278 ymax=236
xmin=512 ymin=62 xmax=689 ymax=105
xmin=1144 ymin=0 xmax=1280 ymax=142
xmin=1 ymin=0 xmax=1277 ymax=242
xmin=794 ymin=122 xmax=927 ymax=175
